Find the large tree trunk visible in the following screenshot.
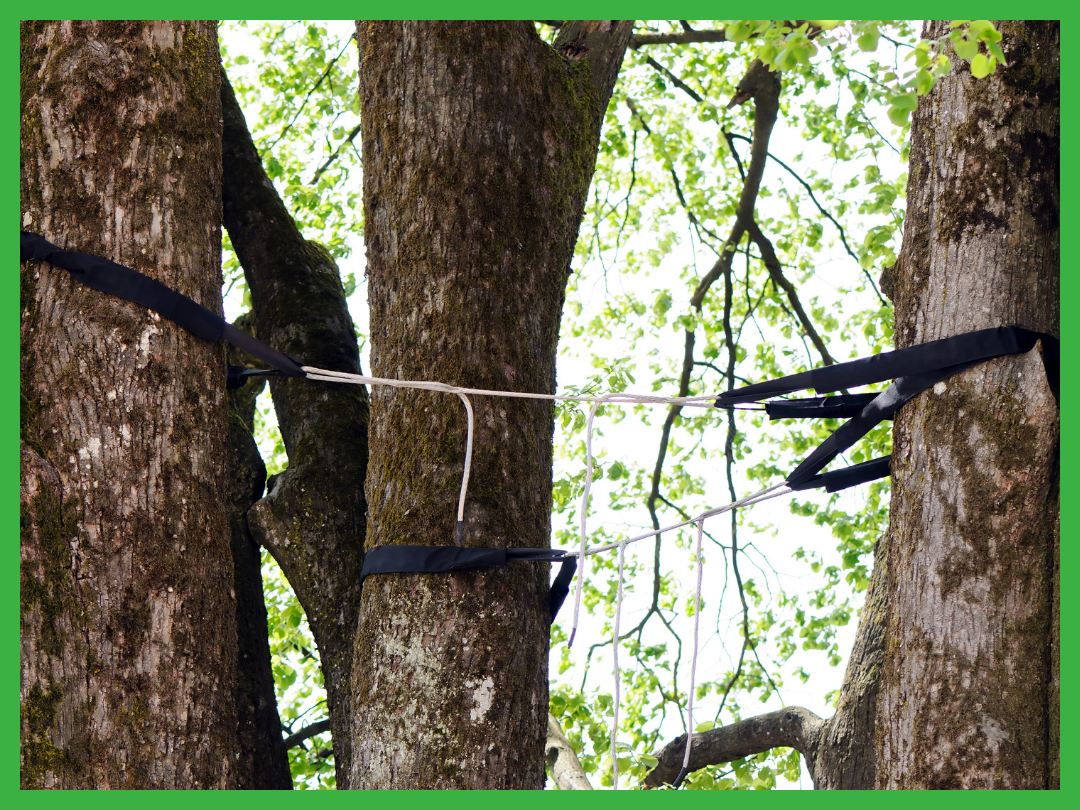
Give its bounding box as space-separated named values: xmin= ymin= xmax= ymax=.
xmin=20 ymin=20 xmax=237 ymax=788
xmin=350 ymin=20 xmax=632 ymax=788
xmin=877 ymin=20 xmax=1059 ymax=789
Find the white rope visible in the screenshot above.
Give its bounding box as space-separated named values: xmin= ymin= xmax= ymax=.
xmin=565 ymin=482 xmax=792 ymax=559
xmin=684 ymin=518 xmax=705 ymax=774
xmin=453 ymin=391 xmax=474 ymax=542
xmin=301 ymin=365 xmax=721 ymax=408
xmin=610 ymin=539 xmax=627 ymax=790
xmin=569 ymin=396 xmax=615 ymax=646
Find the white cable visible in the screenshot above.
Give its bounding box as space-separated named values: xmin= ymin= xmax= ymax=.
xmin=302 ymin=365 xmax=721 ymax=408
xmin=610 ymin=539 xmax=627 ymax=790
xmin=454 ymin=391 xmax=474 ymax=544
xmin=684 ymin=518 xmax=705 ymax=774
xmin=564 ymin=482 xmax=791 ymax=560
xmin=569 ymin=397 xmax=611 ymax=647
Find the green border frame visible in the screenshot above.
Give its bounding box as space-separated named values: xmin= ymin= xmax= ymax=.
xmin=7 ymin=6 xmax=1073 ymax=805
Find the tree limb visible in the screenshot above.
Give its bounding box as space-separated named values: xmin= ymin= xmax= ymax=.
xmin=221 ymin=64 xmax=369 ymax=790
xmin=690 ymin=61 xmax=780 ymax=311
xmin=546 ymin=714 xmax=594 ymax=790
xmin=643 ymin=707 xmax=824 ymax=788
xmin=727 ymin=131 xmax=888 ymax=305
xmin=745 ymin=219 xmax=837 ymax=366
xmin=283 ymin=719 xmax=332 ymax=750
xmin=310 ymin=122 xmax=361 ymax=184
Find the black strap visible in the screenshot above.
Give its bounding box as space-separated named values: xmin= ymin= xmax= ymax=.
xmin=360 ymin=545 xmax=577 ymax=623
xmin=715 ymin=326 xmax=1054 ymax=406
xmin=716 ymin=326 xmax=1057 ymax=489
xmin=784 ymin=358 xmax=984 ymax=488
xmin=21 ymin=232 xmax=306 ymax=383
xmin=764 ymin=393 xmax=883 ymax=421
xmin=789 ymin=455 xmax=892 ymax=493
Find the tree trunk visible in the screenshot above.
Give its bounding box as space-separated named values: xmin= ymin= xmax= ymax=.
xmin=20 ymin=20 xmax=236 ymax=788
xmin=877 ymin=20 xmax=1059 ymax=788
xmin=220 ymin=69 xmax=370 ymax=789
xmin=350 ymin=20 xmax=632 ymax=789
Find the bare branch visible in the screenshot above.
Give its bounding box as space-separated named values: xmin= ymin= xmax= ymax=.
xmin=643 ymin=707 xmax=824 ymax=788
xmin=283 ymin=718 xmax=331 ymax=750
xmin=632 ymin=30 xmax=731 ymax=46
xmin=266 ymin=35 xmax=353 ymax=151
xmin=546 ymin=714 xmax=594 ymax=789
xmin=641 ymin=55 xmax=704 ymax=103
xmin=691 ymin=61 xmax=780 ymax=311
xmin=745 ymin=220 xmax=837 ymax=366
xmin=727 ymin=131 xmax=888 ymax=304
xmin=310 ymin=122 xmax=362 ymax=184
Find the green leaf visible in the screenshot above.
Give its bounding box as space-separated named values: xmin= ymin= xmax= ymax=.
xmin=953 ymin=38 xmax=978 ymax=61
xmin=891 ymin=92 xmax=918 ymax=111
xmin=970 ymin=53 xmax=992 ymax=78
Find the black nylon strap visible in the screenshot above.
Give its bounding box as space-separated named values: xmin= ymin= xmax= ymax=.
xmin=360 ymin=545 xmax=577 ymax=623
xmin=785 ymin=358 xmax=984 ymax=488
xmin=765 ymin=394 xmax=883 ymax=421
xmin=715 ymin=326 xmax=1057 ymax=489
xmin=789 ymin=455 xmax=892 ymax=493
xmin=21 ymin=232 xmax=306 ymax=381
xmin=715 ymin=326 xmax=1053 ymax=406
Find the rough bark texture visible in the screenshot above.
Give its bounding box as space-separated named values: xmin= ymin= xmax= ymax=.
xmin=20 ymin=20 xmax=235 ymax=788
xmin=546 ymin=713 xmax=594 ymax=790
xmin=877 ymin=20 xmax=1059 ymax=789
xmin=225 ymin=323 xmax=292 ymax=789
xmin=645 ymin=707 xmax=824 ymax=788
xmin=221 ymin=68 xmax=369 ymax=789
xmin=351 ymin=20 xmax=632 ymax=789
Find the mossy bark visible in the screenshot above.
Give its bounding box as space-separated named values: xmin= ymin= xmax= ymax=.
xmin=221 ymin=69 xmax=369 ymax=788
xmin=877 ymin=20 xmax=1059 ymax=788
xmin=20 ymin=21 xmax=236 ymax=788
xmin=351 ymin=21 xmax=632 ymax=789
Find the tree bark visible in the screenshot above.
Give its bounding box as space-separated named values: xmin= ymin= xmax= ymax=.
xmin=877 ymin=20 xmax=1059 ymax=789
xmin=546 ymin=713 xmax=594 ymax=789
xmin=350 ymin=20 xmax=632 ymax=789
xmin=20 ymin=20 xmax=236 ymax=788
xmin=221 ymin=69 xmax=370 ymax=789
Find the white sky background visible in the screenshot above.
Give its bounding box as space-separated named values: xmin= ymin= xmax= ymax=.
xmin=221 ymin=20 xmax=909 ymax=789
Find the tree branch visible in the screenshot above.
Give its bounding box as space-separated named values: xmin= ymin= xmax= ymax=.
xmin=632 ymin=30 xmax=731 ymax=46
xmin=745 ymin=220 xmax=837 ymax=366
xmin=644 ymin=707 xmax=824 ymax=788
xmin=727 ymin=131 xmax=888 ymax=305
xmin=546 ymin=714 xmax=594 ymax=789
xmin=310 ymin=122 xmax=362 ymax=184
xmin=283 ymin=719 xmax=332 ymax=750
xmin=690 ymin=61 xmax=780 ymax=311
